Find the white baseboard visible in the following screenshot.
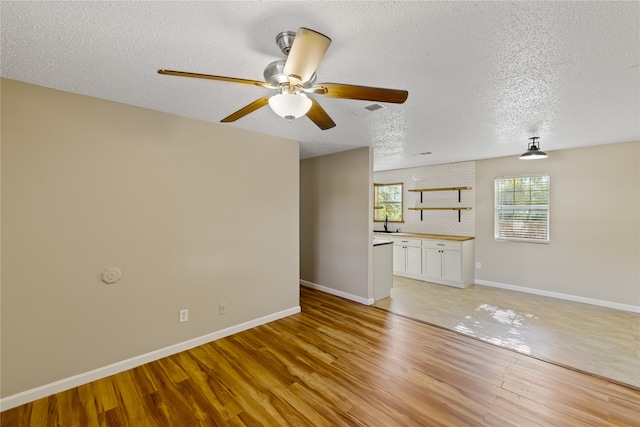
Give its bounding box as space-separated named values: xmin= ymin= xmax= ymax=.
xmin=300 ymin=280 xmax=374 ymax=305
xmin=0 ymin=306 xmax=300 ymax=412
xmin=475 ymin=280 xmax=640 ymax=313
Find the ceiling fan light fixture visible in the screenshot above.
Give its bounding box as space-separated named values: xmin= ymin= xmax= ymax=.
xmin=158 ymin=27 xmax=407 ymax=130
xmin=519 ymin=137 xmax=548 ymax=160
xmin=268 ymin=93 xmax=312 ymax=121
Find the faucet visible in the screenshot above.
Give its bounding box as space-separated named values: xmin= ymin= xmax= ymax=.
xmin=384 ymin=215 xmax=388 ymax=232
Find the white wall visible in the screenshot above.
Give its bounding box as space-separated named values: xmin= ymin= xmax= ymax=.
xmin=1 ymin=79 xmax=301 ymax=399
xmin=300 ymin=147 xmax=374 ymax=303
xmin=475 ymin=141 xmax=640 ymax=310
xmin=373 ymin=161 xmax=475 ymax=237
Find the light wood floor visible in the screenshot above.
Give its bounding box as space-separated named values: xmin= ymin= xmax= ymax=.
xmin=2 ymin=286 xmax=639 ymax=426
xmin=373 ymin=276 xmax=640 ymax=389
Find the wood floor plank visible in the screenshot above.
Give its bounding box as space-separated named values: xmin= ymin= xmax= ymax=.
xmin=2 ymin=286 xmax=639 ymax=426
xmin=90 ymin=376 xmax=119 ymax=414
xmin=110 ymin=370 xmax=148 ymax=426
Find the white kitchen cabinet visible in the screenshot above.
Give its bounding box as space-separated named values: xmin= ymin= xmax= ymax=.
xmin=391 ymin=238 xmax=422 ymax=276
xmin=443 ymin=250 xmax=462 ymax=282
xmin=423 ymin=247 xmax=443 ymax=278
xmin=373 ymin=233 xmax=474 ymax=288
xmin=392 ymin=245 xmax=406 ymax=272
xmin=422 ymin=239 xmax=473 ymax=288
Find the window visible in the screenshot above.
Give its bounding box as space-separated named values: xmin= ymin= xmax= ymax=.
xmin=374 ymin=183 xmax=403 ymax=222
xmin=495 ymin=174 xmax=549 ymax=243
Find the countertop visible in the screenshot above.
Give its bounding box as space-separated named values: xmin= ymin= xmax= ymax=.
xmin=373 ymin=232 xmax=474 ymax=242
xmin=373 ymin=239 xmax=394 ymax=246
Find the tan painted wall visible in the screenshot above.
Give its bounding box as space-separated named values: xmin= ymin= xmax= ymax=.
xmin=1 ymin=79 xmax=300 ymax=397
xmin=475 ymin=141 xmax=640 ymax=306
xmin=300 ymin=147 xmax=373 ymax=300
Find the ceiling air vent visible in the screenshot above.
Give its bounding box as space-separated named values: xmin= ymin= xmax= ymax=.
xmin=350 ymin=103 xmax=386 ymax=116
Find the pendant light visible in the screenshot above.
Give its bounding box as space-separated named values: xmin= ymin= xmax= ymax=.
xmin=519 ymin=137 xmax=548 ymax=160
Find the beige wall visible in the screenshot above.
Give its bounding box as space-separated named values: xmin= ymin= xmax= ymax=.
xmin=475 ymin=141 xmax=640 ymax=307
xmin=300 ymin=147 xmax=373 ymax=301
xmin=1 ymin=79 xmax=300 ymax=397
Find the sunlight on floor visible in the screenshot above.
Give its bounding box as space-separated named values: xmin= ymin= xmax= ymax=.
xmin=453 ymin=305 xmax=534 ymax=355
xmin=373 ymin=276 xmax=640 ymax=388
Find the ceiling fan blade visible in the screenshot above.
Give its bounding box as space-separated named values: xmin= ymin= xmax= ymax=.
xmin=313 ymin=82 xmax=408 ymax=104
xmin=306 ymin=98 xmax=336 ymax=130
xmin=221 ymin=96 xmax=270 ymax=123
xmin=283 ymin=28 xmax=331 ymax=84
xmin=158 ymin=69 xmax=274 ymax=88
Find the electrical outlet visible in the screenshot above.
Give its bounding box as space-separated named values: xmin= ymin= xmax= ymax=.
xmin=179 ymin=308 xmax=189 ymax=323
xmin=476 ymin=262 xmax=482 ymax=269
xmin=219 ymin=303 xmax=227 ymax=315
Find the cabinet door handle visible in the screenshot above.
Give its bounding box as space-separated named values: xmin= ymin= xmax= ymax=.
xmin=437 ymin=243 xmax=445 ymax=246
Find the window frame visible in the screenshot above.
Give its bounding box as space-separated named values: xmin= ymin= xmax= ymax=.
xmin=494 ymin=173 xmax=550 ymax=243
xmin=373 ymin=182 xmax=404 ymax=223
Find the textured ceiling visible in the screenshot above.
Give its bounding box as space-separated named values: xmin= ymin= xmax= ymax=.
xmin=1 ymin=1 xmax=638 ymax=171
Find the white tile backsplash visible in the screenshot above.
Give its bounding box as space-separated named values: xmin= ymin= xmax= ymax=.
xmin=374 ymin=161 xmax=475 ymax=236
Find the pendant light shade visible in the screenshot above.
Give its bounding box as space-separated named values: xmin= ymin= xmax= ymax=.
xmin=519 ymin=137 xmax=548 ymax=160
xmin=268 ymin=93 xmax=312 ymax=121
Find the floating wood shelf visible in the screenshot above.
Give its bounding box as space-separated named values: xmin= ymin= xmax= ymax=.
xmin=409 ymin=186 xmax=472 ymax=192
xmin=409 ymin=186 xmax=473 ymax=222
xmin=409 ymin=207 xmax=472 ymax=210
xmin=410 ymin=186 xmax=472 ymax=203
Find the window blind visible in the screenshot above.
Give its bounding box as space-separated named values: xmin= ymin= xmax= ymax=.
xmin=495 ymin=174 xmax=549 ymax=242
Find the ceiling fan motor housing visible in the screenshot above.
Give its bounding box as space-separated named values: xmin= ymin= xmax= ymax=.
xmin=263 ymin=59 xmax=317 ymax=89
xmin=276 ymin=31 xmax=296 ymax=55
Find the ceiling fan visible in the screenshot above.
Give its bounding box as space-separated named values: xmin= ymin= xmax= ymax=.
xmin=158 ymin=27 xmax=408 ymax=130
